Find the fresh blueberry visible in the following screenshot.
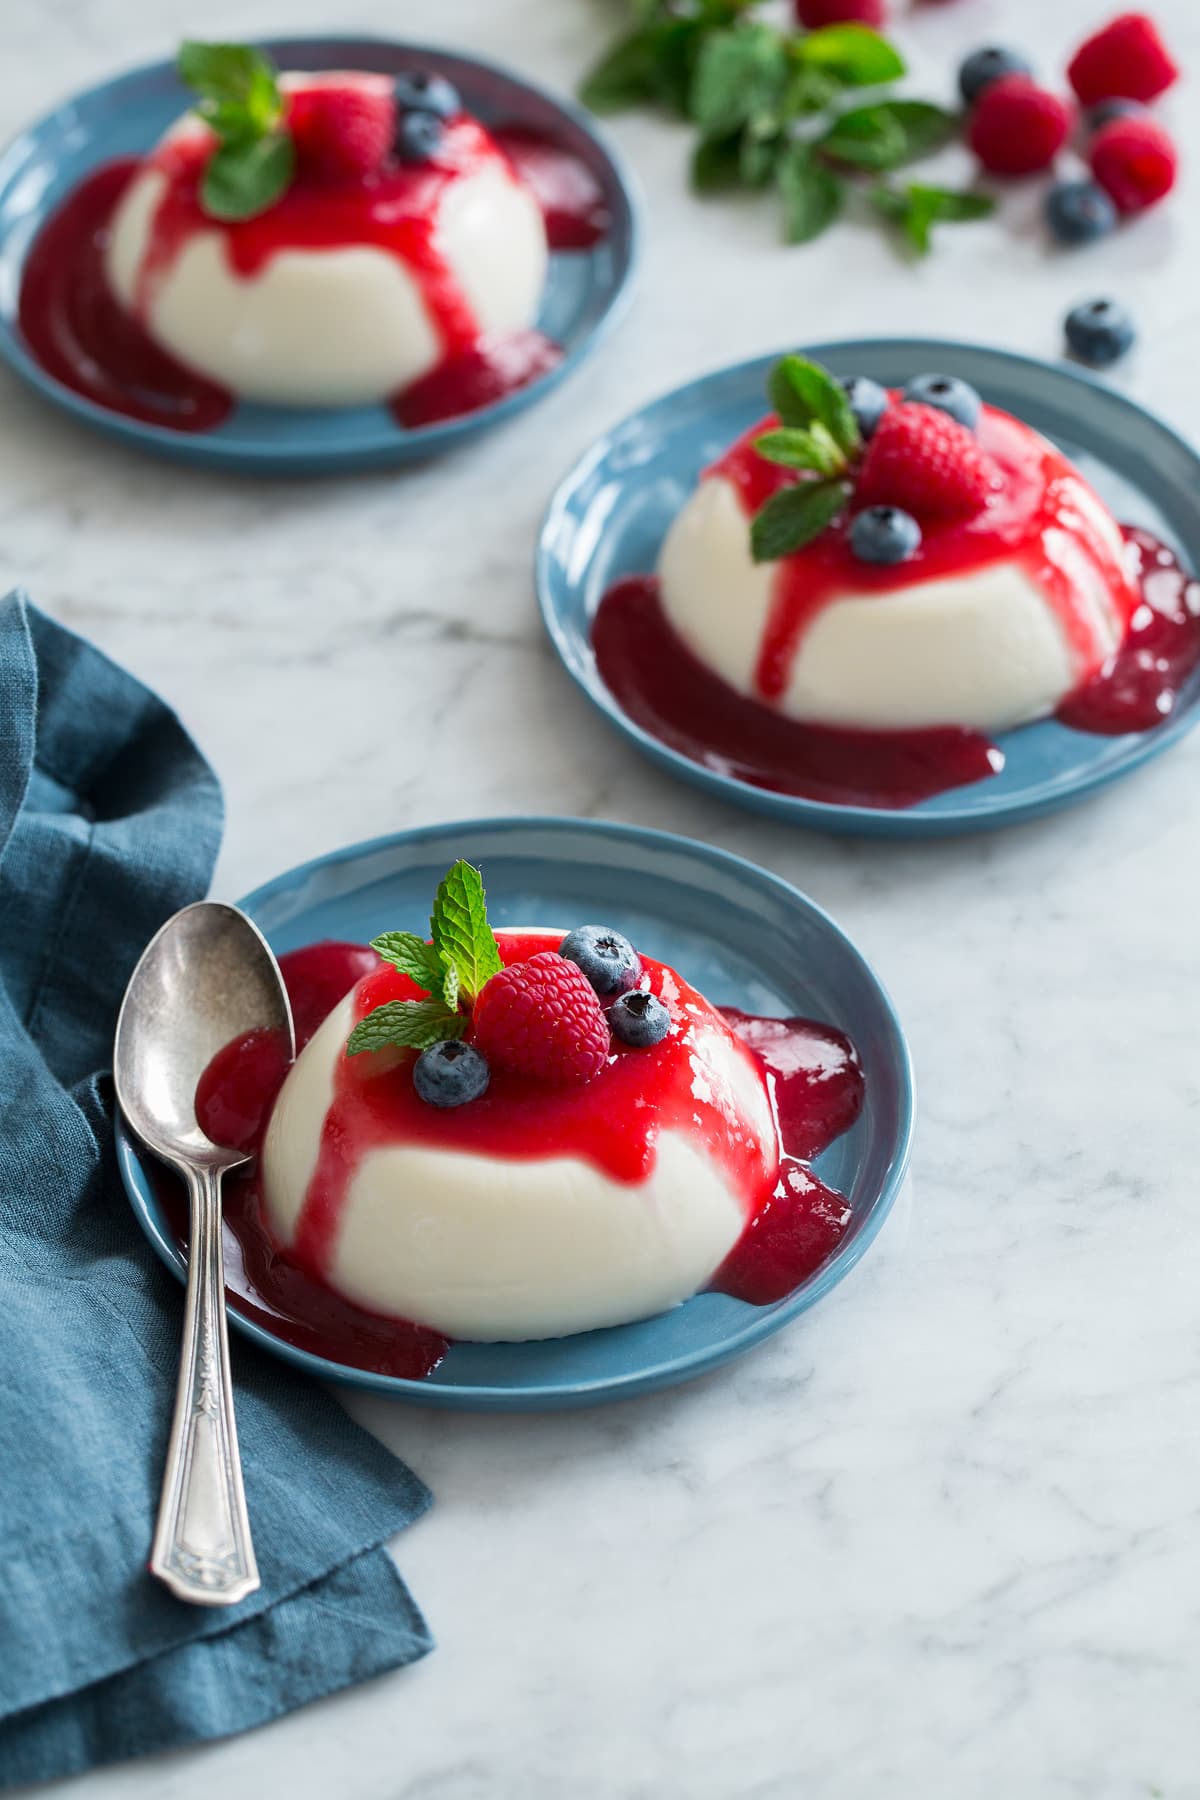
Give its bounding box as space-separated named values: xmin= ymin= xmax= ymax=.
xmin=958 ymin=46 xmax=1034 ymax=106
xmin=1064 ymin=298 xmax=1136 ymax=368
xmin=609 ymin=990 xmax=671 ymax=1049
xmin=849 ymin=506 xmax=922 ymax=566
xmin=559 ymin=925 xmax=641 ymax=996
xmin=1088 ymin=98 xmax=1147 ymax=131
xmin=412 ymin=1039 xmax=490 ymax=1108
xmin=395 ymin=110 xmax=444 ymax=163
xmin=839 ymin=375 xmax=889 ymax=440
xmin=395 ymin=72 xmax=461 ymax=119
xmin=903 ymin=373 xmax=982 ymax=431
xmin=1046 ymin=180 xmax=1118 ymax=246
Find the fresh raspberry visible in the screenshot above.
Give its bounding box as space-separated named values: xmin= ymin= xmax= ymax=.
xmin=856 ymin=403 xmax=999 ymax=524
xmin=472 ymin=952 xmax=609 ymax=1087
xmin=794 ymin=0 xmax=885 ymax=25
xmin=1090 ymin=115 xmax=1178 ymax=214
xmin=968 ymin=76 xmax=1074 ymax=177
xmin=1068 ymin=13 xmax=1179 ymax=107
xmin=288 ymin=84 xmax=395 ymax=183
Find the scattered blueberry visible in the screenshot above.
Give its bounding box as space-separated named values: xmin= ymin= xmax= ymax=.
xmin=1088 ymin=98 xmax=1147 ymax=131
xmin=609 ymin=990 xmax=671 ymax=1049
xmin=412 ymin=1039 xmax=490 ymax=1108
xmin=1046 ymin=180 xmax=1118 ymax=246
xmin=395 ymin=72 xmax=461 ymax=119
xmin=958 ymin=46 xmax=1034 ymax=106
xmin=840 ymin=375 xmax=889 ymax=440
xmin=559 ymin=925 xmax=641 ymax=996
xmin=903 ymin=373 xmax=981 ymax=431
xmin=395 ymin=110 xmax=445 ymax=163
xmin=849 ymin=506 xmax=922 ymax=566
xmin=1064 ymin=298 xmax=1136 ymax=368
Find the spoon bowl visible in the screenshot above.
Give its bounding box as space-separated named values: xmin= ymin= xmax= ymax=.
xmin=114 ymin=901 xmax=294 ymax=1608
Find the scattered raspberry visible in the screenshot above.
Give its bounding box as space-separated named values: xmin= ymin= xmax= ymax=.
xmin=471 ymin=952 xmax=610 ymax=1087
xmin=1090 ymin=114 xmax=1179 ymax=213
xmin=968 ymin=76 xmax=1074 ymax=177
xmin=856 ymin=403 xmax=999 ymax=524
xmin=1068 ymin=13 xmax=1179 ymax=107
xmin=288 ymin=84 xmax=395 ymax=183
xmin=794 ymin=0 xmax=885 ymax=23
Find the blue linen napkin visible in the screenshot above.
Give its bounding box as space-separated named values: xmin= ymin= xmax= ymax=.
xmin=0 ymin=591 xmax=433 ymax=1787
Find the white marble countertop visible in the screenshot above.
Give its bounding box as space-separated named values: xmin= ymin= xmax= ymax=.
xmin=5 ymin=0 xmax=1200 ymax=1794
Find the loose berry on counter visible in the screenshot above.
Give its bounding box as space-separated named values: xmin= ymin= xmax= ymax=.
xmin=1064 ymin=298 xmax=1136 ymax=367
xmin=1088 ymin=98 xmax=1148 ymax=131
xmin=559 ymin=925 xmax=642 ymax=996
xmin=958 ymin=46 xmax=1034 ymax=107
xmin=902 ymin=374 xmax=981 ymax=431
xmin=1046 ymin=179 xmax=1119 ymax=244
xmin=1089 ymin=114 xmax=1178 ymax=214
xmin=609 ymin=991 xmax=672 ymax=1049
xmin=969 ymin=76 xmax=1074 ymax=177
xmin=1068 ymin=13 xmax=1179 ymax=108
xmin=794 ymin=0 xmax=886 ymax=26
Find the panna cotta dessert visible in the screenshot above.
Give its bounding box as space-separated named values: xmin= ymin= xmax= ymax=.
xmin=19 ymin=41 xmax=610 ymax=431
xmin=191 ymin=861 xmax=864 ymax=1372
xmin=592 ymin=354 xmax=1200 ymax=809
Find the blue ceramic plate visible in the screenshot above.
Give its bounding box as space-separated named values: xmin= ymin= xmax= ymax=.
xmin=538 ymin=339 xmax=1200 ymax=837
xmin=116 ymin=818 xmax=914 ymax=1410
xmin=0 ymin=38 xmax=639 ymax=473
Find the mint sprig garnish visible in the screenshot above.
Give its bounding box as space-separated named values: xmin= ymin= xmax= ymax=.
xmin=870 ymin=181 xmax=996 ymax=256
xmin=345 ymin=861 xmax=502 ymax=1058
xmin=749 ymin=355 xmax=860 ymax=563
xmin=178 ymin=41 xmax=295 ymax=222
xmin=579 ymin=5 xmax=984 ymax=256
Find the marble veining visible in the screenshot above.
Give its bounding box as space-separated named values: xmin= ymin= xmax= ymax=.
xmin=4 ymin=0 xmax=1200 ymax=1795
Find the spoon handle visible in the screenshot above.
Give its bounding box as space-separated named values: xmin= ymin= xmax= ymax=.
xmin=150 ymin=1160 xmax=260 ymax=1607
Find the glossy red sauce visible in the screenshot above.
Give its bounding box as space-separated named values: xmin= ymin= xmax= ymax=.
xmin=18 ymin=106 xmax=605 ymax=433
xmin=592 ymin=410 xmax=1200 ymax=808
xmin=172 ymin=934 xmax=864 ymax=1379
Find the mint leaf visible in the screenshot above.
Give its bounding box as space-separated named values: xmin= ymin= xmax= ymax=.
xmin=429 ymin=861 xmax=502 ymax=1004
xmin=750 ymin=478 xmax=850 ymax=563
xmin=766 ymin=355 xmax=860 ymax=457
xmin=370 ymin=931 xmax=448 ymax=1000
xmin=691 ymin=131 xmax=744 ymax=193
xmin=819 ymin=105 xmax=909 ymax=170
xmin=690 ymin=24 xmax=788 ymax=137
xmin=882 ymin=101 xmax=961 ymax=159
xmin=871 ymin=181 xmax=995 ymax=255
xmin=178 ymin=42 xmax=274 ymax=104
xmin=579 ymin=25 xmax=672 ymax=113
xmin=201 ymin=132 xmax=294 ymax=222
xmin=777 ymin=142 xmax=842 ymax=245
xmin=346 ymin=999 xmax=465 ymax=1057
xmin=753 ymin=423 xmax=846 ymax=477
xmin=797 ymin=24 xmax=905 ymax=87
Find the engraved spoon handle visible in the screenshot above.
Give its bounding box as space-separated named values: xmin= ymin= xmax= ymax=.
xmin=150 ymin=1160 xmax=260 ymax=1607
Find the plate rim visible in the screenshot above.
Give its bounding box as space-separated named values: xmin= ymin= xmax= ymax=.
xmin=116 ymin=813 xmax=916 ymax=1410
xmin=0 ymin=34 xmax=642 ymax=470
xmin=536 ymin=335 xmax=1200 ymax=837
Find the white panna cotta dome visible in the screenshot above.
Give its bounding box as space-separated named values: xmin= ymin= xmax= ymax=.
xmin=259 ymin=933 xmax=777 ymax=1343
xmin=658 ymin=404 xmax=1139 ymax=734
xmin=104 ymin=73 xmax=549 ymax=408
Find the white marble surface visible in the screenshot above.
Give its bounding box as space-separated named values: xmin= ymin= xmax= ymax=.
xmin=5 ymin=0 xmax=1200 ymax=1794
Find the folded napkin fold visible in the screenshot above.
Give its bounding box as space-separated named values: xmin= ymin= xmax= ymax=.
xmin=0 ymin=592 xmax=433 ymax=1787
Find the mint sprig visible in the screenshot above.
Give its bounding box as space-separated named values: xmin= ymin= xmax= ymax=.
xmin=579 ymin=4 xmax=969 ymax=255
xmin=178 ymin=41 xmax=295 ymax=222
xmin=749 ymin=356 xmax=861 ymax=563
xmin=345 ymin=861 xmax=502 ymax=1058
xmin=870 ymin=181 xmax=996 ymax=256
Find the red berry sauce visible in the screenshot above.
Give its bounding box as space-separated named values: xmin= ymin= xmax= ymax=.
xmin=592 ymin=408 xmax=1200 ymax=808
xmin=166 ymin=933 xmax=864 ymax=1380
xmin=17 ymin=110 xmax=607 ymax=434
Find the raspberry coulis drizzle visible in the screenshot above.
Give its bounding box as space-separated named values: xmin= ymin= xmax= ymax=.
xmin=19 ymin=111 xmax=608 ymax=433
xmin=175 ymin=934 xmax=864 ymax=1380
xmin=593 ymin=408 xmax=1200 ymax=808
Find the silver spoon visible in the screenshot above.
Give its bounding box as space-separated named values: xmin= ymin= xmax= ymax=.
xmin=114 ymin=902 xmax=295 ymax=1607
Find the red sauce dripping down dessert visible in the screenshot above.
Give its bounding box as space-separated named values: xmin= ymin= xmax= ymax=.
xmin=19 ymin=45 xmax=610 ymax=433
xmin=177 ymin=862 xmax=865 ymax=1380
xmin=591 ymin=356 xmax=1200 ymax=809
